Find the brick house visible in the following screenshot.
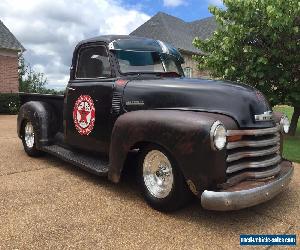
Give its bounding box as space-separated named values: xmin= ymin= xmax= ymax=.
xmin=0 ymin=20 xmax=24 ymax=93
xmin=130 ymin=12 xmax=216 ymax=78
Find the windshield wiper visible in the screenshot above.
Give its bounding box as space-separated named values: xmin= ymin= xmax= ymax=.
xmin=159 ymin=72 xmax=181 ymax=77
xmin=123 ymin=71 xmax=181 ymax=77
xmin=123 ymin=71 xmax=162 ymax=75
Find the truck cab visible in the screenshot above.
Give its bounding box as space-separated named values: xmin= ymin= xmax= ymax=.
xmin=64 ymin=36 xmax=185 ymax=153
xmin=17 ymin=35 xmax=294 ymax=212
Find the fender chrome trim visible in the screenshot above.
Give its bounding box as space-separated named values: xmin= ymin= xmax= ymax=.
xmin=201 ymin=161 xmax=293 ymax=211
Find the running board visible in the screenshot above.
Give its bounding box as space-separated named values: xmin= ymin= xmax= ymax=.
xmin=42 ymin=144 xmax=109 ymax=176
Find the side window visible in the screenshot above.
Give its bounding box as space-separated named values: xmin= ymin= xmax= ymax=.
xmin=76 ymin=46 xmax=111 ymax=79
xmin=183 ymin=67 xmax=192 ymax=78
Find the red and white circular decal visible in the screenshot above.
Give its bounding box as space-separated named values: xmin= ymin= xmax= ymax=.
xmin=73 ymin=95 xmax=96 ymax=135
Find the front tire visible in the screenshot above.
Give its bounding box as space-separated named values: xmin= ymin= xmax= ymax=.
xmin=139 ymin=145 xmax=192 ymax=212
xmin=21 ymin=120 xmax=44 ymax=157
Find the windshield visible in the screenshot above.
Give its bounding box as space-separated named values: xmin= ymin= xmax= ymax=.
xmin=113 ymin=50 xmax=183 ymax=76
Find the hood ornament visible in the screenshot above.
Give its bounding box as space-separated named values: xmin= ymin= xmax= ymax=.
xmin=254 ymin=111 xmax=273 ymax=122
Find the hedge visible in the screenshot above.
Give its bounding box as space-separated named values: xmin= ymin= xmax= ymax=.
xmin=0 ymin=93 xmax=20 ymax=114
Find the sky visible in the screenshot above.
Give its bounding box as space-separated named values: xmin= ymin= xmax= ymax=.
xmin=0 ymin=0 xmax=223 ymax=89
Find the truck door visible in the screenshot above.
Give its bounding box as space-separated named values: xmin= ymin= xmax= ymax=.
xmin=64 ymin=44 xmax=114 ymax=154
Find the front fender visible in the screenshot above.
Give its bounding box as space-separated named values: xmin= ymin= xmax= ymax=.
xmin=108 ymin=110 xmax=237 ymax=193
xmin=17 ymin=101 xmax=58 ymax=148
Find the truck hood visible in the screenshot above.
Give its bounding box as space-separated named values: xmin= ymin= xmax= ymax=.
xmin=123 ymin=77 xmax=275 ymax=128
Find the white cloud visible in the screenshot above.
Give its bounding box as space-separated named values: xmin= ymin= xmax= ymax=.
xmin=163 ymin=0 xmax=185 ymax=7
xmin=0 ymin=0 xmax=150 ymax=89
xmin=207 ymin=0 xmax=223 ymax=6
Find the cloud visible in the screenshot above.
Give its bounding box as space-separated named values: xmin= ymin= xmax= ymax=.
xmin=0 ymin=0 xmax=150 ymax=89
xmin=163 ymin=0 xmax=185 ymax=7
xmin=207 ymin=0 xmax=223 ymax=7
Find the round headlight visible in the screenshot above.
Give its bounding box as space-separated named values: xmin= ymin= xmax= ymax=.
xmin=280 ymin=115 xmax=290 ymax=134
xmin=210 ymin=121 xmax=227 ymax=150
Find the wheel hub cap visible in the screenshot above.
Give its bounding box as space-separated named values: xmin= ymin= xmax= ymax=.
xmin=143 ymin=150 xmax=174 ymax=199
xmin=24 ymin=122 xmax=35 ymax=148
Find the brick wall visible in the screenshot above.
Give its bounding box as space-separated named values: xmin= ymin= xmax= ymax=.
xmin=0 ymin=49 xmax=19 ymax=93
xmin=181 ymin=52 xmax=210 ymax=78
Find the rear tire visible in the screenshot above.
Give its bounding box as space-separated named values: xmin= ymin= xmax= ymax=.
xmin=21 ymin=120 xmax=44 ymax=157
xmin=138 ymin=144 xmax=192 ymax=212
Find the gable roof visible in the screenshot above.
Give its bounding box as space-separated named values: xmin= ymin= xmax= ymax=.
xmin=130 ymin=12 xmax=217 ymax=54
xmin=0 ymin=20 xmax=24 ymax=52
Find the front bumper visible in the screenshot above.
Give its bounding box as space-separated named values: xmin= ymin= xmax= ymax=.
xmin=201 ymin=160 xmax=294 ymax=211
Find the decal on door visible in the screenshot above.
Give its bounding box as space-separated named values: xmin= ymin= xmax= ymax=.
xmin=73 ymin=95 xmax=96 ymax=135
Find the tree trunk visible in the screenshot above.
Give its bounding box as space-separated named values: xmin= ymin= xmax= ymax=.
xmin=288 ymin=106 xmax=300 ymax=136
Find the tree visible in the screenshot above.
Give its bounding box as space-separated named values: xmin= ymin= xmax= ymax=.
xmin=18 ymin=54 xmax=47 ymax=93
xmin=18 ymin=55 xmax=65 ymax=95
xmin=193 ymin=0 xmax=300 ymax=135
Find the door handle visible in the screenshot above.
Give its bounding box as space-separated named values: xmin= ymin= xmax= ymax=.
xmin=67 ymin=87 xmax=76 ymax=91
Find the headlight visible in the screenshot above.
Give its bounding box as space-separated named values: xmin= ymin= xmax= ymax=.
xmin=280 ymin=115 xmax=290 ymax=134
xmin=210 ymin=121 xmax=227 ymax=150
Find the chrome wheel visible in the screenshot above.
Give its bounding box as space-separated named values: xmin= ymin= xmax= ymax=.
xmin=143 ymin=150 xmax=174 ymax=199
xmin=24 ymin=122 xmax=35 ymax=148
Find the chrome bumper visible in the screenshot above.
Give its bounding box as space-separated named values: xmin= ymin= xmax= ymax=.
xmin=201 ymin=161 xmax=294 ymax=211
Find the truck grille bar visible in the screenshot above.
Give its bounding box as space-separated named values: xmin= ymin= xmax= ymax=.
xmin=226 ymin=145 xmax=280 ymax=162
xmin=223 ymin=125 xmax=281 ymax=187
xmin=227 ymin=155 xmax=281 ymax=174
xmin=227 ymin=135 xmax=280 ymax=149
xmin=227 ymin=125 xmax=280 ymax=136
xmin=224 ymin=165 xmax=281 ymax=188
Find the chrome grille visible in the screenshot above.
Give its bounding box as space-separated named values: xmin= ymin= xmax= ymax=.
xmin=224 ymin=125 xmax=281 ymax=187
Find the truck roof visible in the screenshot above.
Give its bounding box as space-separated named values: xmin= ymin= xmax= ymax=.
xmin=75 ymin=35 xmax=184 ymax=62
xmin=77 ymin=35 xmax=147 ymax=47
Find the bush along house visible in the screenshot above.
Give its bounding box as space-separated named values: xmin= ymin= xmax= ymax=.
xmin=130 ymin=12 xmax=217 ymax=78
xmin=0 ymin=20 xmax=24 ymax=113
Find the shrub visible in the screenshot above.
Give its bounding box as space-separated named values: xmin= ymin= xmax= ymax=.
xmin=0 ymin=93 xmax=20 ymax=114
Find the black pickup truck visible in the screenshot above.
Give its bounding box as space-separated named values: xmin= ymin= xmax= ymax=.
xmin=17 ymin=35 xmax=294 ymax=212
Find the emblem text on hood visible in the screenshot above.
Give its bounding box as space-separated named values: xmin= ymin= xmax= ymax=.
xmin=254 ymin=111 xmax=273 ymax=122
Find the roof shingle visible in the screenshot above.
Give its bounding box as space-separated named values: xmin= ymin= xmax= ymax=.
xmin=0 ymin=20 xmax=24 ymax=51
xmin=130 ymin=12 xmax=216 ymax=54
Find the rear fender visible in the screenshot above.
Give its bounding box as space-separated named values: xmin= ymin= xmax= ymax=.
xmin=17 ymin=101 xmax=58 ymax=148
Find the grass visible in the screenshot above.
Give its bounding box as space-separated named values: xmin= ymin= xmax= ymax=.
xmin=273 ymin=105 xmax=300 ymax=163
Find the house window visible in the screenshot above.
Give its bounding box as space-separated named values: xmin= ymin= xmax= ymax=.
xmin=184 ymin=67 xmax=192 ymax=78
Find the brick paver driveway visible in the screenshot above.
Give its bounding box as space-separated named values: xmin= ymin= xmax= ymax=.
xmin=0 ymin=115 xmax=299 ymax=249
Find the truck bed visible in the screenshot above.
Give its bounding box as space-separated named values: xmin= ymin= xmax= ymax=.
xmin=19 ymin=92 xmax=64 ymax=133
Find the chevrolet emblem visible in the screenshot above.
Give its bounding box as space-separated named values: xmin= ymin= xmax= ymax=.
xmin=254 ymin=111 xmax=273 ymax=121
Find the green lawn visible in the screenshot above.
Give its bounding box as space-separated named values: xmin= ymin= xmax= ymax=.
xmin=273 ymin=105 xmax=300 ymax=163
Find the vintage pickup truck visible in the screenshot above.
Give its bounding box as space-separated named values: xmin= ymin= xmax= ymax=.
xmin=17 ymin=35 xmax=294 ymax=212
